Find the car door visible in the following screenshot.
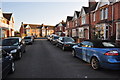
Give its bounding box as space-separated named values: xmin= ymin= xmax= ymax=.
xmin=76 ymin=41 xmax=89 ymax=61
xmin=2 ymin=50 xmax=11 ymax=76
xmin=58 ymin=37 xmax=63 ymax=48
xmin=75 ymin=43 xmax=83 ymax=59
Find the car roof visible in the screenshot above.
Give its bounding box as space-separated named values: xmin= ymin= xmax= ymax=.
xmin=84 ymin=39 xmax=114 ymax=43
xmin=4 ymin=37 xmax=22 ymax=42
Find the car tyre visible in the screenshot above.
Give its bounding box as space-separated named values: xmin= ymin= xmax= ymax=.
xmin=17 ymin=52 xmax=22 ymax=59
xmin=56 ymin=44 xmax=58 ymax=47
xmin=91 ymin=57 xmax=100 ymax=70
xmin=72 ymin=50 xmax=76 ymax=57
xmin=23 ymin=49 xmax=26 ymax=53
xmin=62 ymin=46 xmax=66 ymax=51
xmin=9 ymin=62 xmax=15 ymax=73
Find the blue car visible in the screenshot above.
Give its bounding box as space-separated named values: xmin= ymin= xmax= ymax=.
xmin=72 ymin=40 xmax=120 ymax=70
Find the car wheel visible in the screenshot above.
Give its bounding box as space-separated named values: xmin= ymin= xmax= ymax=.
xmin=56 ymin=44 xmax=58 ymax=47
xmin=72 ymin=50 xmax=76 ymax=57
xmin=23 ymin=49 xmax=26 ymax=53
xmin=91 ymin=57 xmax=100 ymax=70
xmin=62 ymin=46 xmax=66 ymax=51
xmin=18 ymin=52 xmax=22 ymax=59
xmin=9 ymin=62 xmax=15 ymax=73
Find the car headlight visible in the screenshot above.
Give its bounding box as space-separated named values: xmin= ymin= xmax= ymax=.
xmin=10 ymin=49 xmax=17 ymax=54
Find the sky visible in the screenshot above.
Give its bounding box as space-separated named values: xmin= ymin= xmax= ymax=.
xmin=1 ymin=1 xmax=90 ymax=31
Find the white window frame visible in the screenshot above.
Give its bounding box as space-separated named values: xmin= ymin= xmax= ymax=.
xmin=105 ymin=8 xmax=108 ymax=19
xmin=100 ymin=9 xmax=104 ymax=20
xmin=93 ymin=12 xmax=96 ymax=21
xmin=116 ymin=22 xmax=120 ymax=40
xmin=82 ymin=15 xmax=86 ymax=24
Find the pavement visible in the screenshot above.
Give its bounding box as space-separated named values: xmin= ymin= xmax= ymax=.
xmin=6 ymin=38 xmax=120 ymax=79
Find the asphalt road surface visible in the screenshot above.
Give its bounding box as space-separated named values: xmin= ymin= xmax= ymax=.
xmin=6 ymin=38 xmax=120 ymax=79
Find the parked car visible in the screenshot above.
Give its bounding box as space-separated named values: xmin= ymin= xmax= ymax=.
xmin=2 ymin=37 xmax=26 ymax=60
xmin=49 ymin=34 xmax=58 ymax=42
xmin=56 ymin=37 xmax=77 ymax=51
xmin=72 ymin=40 xmax=120 ymax=70
xmin=24 ymin=36 xmax=34 ymax=45
xmin=1 ymin=48 xmax=15 ymax=79
xmin=46 ymin=35 xmax=51 ymax=41
xmin=51 ymin=36 xmax=59 ymax=45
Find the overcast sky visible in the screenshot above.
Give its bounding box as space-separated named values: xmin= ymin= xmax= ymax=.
xmin=1 ymin=0 xmax=101 ymax=31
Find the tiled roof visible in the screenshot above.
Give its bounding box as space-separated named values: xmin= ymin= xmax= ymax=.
xmin=83 ymin=2 xmax=98 ymax=13
xmin=28 ymin=24 xmax=41 ymax=29
xmin=89 ymin=2 xmax=98 ymax=11
xmin=75 ymin=11 xmax=80 ymax=17
xmin=66 ymin=16 xmax=73 ymax=21
xmin=3 ymin=13 xmax=12 ymax=21
xmin=83 ymin=7 xmax=90 ymax=14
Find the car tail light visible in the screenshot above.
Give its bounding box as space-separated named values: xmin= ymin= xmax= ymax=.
xmin=104 ymin=51 xmax=119 ymax=56
xmin=64 ymin=44 xmax=70 ymax=46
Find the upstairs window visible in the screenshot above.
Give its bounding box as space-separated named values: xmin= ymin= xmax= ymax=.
xmin=100 ymin=9 xmax=104 ymax=20
xmin=100 ymin=8 xmax=108 ymax=20
xmin=105 ymin=8 xmax=108 ymax=19
xmin=93 ymin=12 xmax=96 ymax=21
xmin=82 ymin=15 xmax=86 ymax=24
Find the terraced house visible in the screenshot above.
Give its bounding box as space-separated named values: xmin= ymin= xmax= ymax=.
xmin=20 ymin=23 xmax=54 ymax=38
xmin=66 ymin=0 xmax=120 ymax=45
xmin=0 ymin=8 xmax=15 ymax=39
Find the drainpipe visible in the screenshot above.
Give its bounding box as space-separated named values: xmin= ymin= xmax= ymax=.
xmin=0 ymin=28 xmax=2 ymax=39
xmin=112 ymin=3 xmax=114 ymax=37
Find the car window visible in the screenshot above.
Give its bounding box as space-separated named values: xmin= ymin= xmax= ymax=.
xmin=88 ymin=42 xmax=94 ymax=47
xmin=24 ymin=37 xmax=31 ymax=39
xmin=64 ymin=37 xmax=74 ymax=42
xmin=81 ymin=41 xmax=89 ymax=47
xmin=102 ymin=42 xmax=115 ymax=47
xmin=54 ymin=36 xmax=59 ymax=39
xmin=59 ymin=37 xmax=62 ymax=41
xmin=2 ymin=39 xmax=19 ymax=46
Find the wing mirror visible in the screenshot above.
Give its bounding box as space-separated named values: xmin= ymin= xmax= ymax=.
xmin=78 ymin=43 xmax=82 ymax=47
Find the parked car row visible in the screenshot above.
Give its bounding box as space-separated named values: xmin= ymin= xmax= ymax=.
xmin=47 ymin=34 xmax=120 ymax=70
xmin=1 ymin=36 xmax=35 ymax=79
xmin=47 ymin=34 xmax=77 ymax=51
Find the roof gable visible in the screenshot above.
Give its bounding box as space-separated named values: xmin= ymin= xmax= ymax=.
xmin=73 ymin=11 xmax=80 ymax=20
xmin=3 ymin=13 xmax=12 ymax=21
xmin=66 ymin=16 xmax=73 ymax=22
xmin=26 ymin=25 xmax=30 ymax=28
xmin=0 ymin=9 xmax=3 ymax=18
xmin=80 ymin=7 xmax=87 ymax=16
xmin=95 ymin=0 xmax=109 ymax=10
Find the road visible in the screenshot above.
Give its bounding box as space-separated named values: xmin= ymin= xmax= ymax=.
xmin=6 ymin=38 xmax=120 ymax=79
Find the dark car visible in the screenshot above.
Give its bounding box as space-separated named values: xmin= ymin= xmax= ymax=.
xmin=1 ymin=48 xmax=15 ymax=79
xmin=2 ymin=37 xmax=26 ymax=60
xmin=24 ymin=36 xmax=34 ymax=45
xmin=72 ymin=40 xmax=120 ymax=70
xmin=51 ymin=36 xmax=59 ymax=45
xmin=56 ymin=37 xmax=77 ymax=51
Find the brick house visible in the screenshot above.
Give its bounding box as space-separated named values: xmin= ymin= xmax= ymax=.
xmin=20 ymin=23 xmax=54 ymax=38
xmin=72 ymin=11 xmax=80 ymax=42
xmin=66 ymin=16 xmax=73 ymax=37
xmin=55 ymin=20 xmax=66 ymax=36
xmin=0 ymin=8 xmax=15 ymax=39
xmin=3 ymin=13 xmax=15 ymax=37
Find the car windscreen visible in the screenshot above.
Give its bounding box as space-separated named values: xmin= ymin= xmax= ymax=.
xmin=24 ymin=37 xmax=31 ymax=39
xmin=64 ymin=37 xmax=74 ymax=42
xmin=2 ymin=39 xmax=19 ymax=46
xmin=54 ymin=36 xmax=59 ymax=39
